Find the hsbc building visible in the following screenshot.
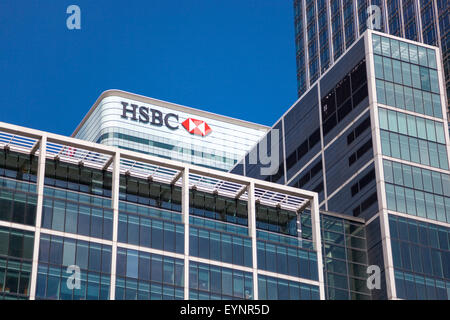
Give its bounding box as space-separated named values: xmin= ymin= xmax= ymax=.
xmin=73 ymin=90 xmax=268 ymax=171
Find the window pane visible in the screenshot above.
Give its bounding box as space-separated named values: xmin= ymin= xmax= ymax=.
xmin=374 ymin=55 xmax=384 ymax=79
xmin=376 ymin=80 xmax=386 ymax=104
xmin=394 ymin=84 xmax=405 ymax=109
xmin=411 ymin=66 xmax=423 ymax=92
xmin=404 ymin=87 xmax=414 ymax=111
xmin=409 ymin=44 xmax=418 ymax=64
xmin=401 ymin=62 xmax=412 ymax=86
xmin=400 ymin=42 xmax=409 ymax=61
xmin=431 ymin=94 xmax=442 ymax=118
xmin=413 ymin=89 xmax=424 ymax=114
xmin=429 ymin=70 xmax=439 ymax=93
xmin=422 ymin=92 xmax=433 ymax=116
xmin=420 ymin=67 xmax=431 ymax=91
xmin=383 ymin=57 xmax=393 ymax=82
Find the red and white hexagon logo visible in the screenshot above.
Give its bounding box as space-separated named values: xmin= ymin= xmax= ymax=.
xmin=181 ymin=118 xmax=212 ymax=137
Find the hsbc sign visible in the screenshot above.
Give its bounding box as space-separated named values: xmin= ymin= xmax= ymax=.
xmin=120 ymin=101 xmax=212 ymax=137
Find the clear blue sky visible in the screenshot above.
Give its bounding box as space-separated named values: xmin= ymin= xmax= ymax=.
xmin=0 ymin=0 xmax=297 ymax=136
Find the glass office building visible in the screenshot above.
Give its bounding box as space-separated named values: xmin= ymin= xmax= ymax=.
xmin=0 ymin=120 xmax=326 ymax=300
xmin=233 ymin=30 xmax=450 ymax=299
xmin=73 ymin=90 xmax=269 ymax=172
xmin=293 ymin=0 xmax=449 ymax=114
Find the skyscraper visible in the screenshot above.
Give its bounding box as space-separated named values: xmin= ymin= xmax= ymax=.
xmin=233 ymin=29 xmax=450 ymax=299
xmin=293 ymin=0 xmax=449 ymax=115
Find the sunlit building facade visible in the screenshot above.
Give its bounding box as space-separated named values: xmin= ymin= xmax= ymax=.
xmin=293 ymin=0 xmax=449 ymax=114
xmin=0 ymin=121 xmax=326 ymax=300
xmin=233 ymin=29 xmax=450 ymax=299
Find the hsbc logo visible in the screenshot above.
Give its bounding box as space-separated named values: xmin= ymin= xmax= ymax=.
xmin=182 ymin=118 xmax=212 ymax=136
xmin=120 ymin=101 xmax=212 ymax=136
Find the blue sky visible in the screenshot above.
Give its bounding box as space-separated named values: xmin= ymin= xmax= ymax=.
xmin=0 ymin=0 xmax=297 ymax=136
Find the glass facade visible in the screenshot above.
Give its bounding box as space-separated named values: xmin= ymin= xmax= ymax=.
xmin=258 ymin=274 xmax=319 ymax=300
xmin=0 ymin=226 xmax=34 ymax=300
xmin=239 ymin=30 xmax=450 ymax=300
xmin=384 ymin=159 xmax=450 ymax=223
xmin=36 ymin=234 xmax=111 ymax=300
xmin=321 ymin=214 xmax=371 ymax=300
xmin=293 ymin=0 xmax=449 ymax=114
xmin=190 ymin=262 xmax=253 ymax=300
xmin=389 ymin=215 xmax=450 ymax=299
xmin=0 ymin=121 xmax=323 ymax=300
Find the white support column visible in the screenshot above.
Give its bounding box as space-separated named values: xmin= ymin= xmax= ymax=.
xmin=247 ymin=181 xmax=258 ymax=300
xmin=109 ymin=151 xmax=120 ymax=300
xmin=29 ymin=135 xmax=47 ymax=300
xmin=182 ymin=167 xmax=190 ymax=300
xmin=414 ymin=0 xmax=423 ymax=42
xmin=310 ymin=194 xmax=325 ymax=300
xmin=365 ymin=31 xmax=397 ymax=299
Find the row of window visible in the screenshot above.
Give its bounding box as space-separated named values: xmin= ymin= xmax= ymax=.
xmin=383 ymin=160 xmax=450 ymax=197
xmin=320 ymin=214 xmax=369 ymax=299
xmin=258 ymin=275 xmax=320 ymax=300
xmin=255 ymin=204 xmax=298 ymax=237
xmin=119 ymin=201 xmax=182 ymax=223
xmin=285 ymin=129 xmax=320 ymax=172
xmin=321 ymin=214 xmax=366 ymax=237
xmin=115 ymin=277 xmax=184 ymax=300
xmin=44 ymin=159 xmax=112 ymax=198
xmin=322 ymin=232 xmax=367 ymax=252
xmin=257 ymin=240 xmax=318 ymax=281
xmin=386 ymin=183 xmax=450 ymax=223
xmin=189 ymin=190 xmax=248 ymax=227
xmin=391 ymin=237 xmax=449 ymax=280
xmin=324 ymin=254 xmax=368 ymax=280
xmin=380 ymin=130 xmax=449 ymax=170
xmin=292 ymin=160 xmax=322 ymax=190
xmin=395 ymin=270 xmax=449 ymax=300
xmin=0 ymin=150 xmax=37 ymax=183
xmin=190 ymin=262 xmax=253 ymax=300
xmin=0 ymin=259 xmax=31 ymax=298
xmin=39 ymin=234 xmax=112 ymax=275
xmin=42 ymin=197 xmax=113 ymax=241
xmin=352 ymin=192 xmax=378 ymax=217
xmin=379 ymin=108 xmax=445 ymax=143
xmin=351 ymin=169 xmax=376 ymax=197
xmin=376 ymin=80 xmax=442 ymax=119
xmin=257 ymin=229 xmax=314 ymax=251
xmin=190 ymin=227 xmax=252 ymax=268
xmin=118 ymin=213 xmax=184 ymax=254
xmin=322 ymin=63 xmax=369 ymax=136
xmin=0 ymin=187 xmax=36 ymax=226
xmin=347 ymin=116 xmax=371 ymax=145
xmin=98 ymin=131 xmax=240 ymax=166
xmin=0 ymin=226 xmax=34 ymax=261
xmin=0 ymin=176 xmax=36 ymax=193
xmin=321 ymin=59 xmax=367 ymax=119
xmin=326 ymin=269 xmax=368 ymax=292
xmin=190 ymin=216 xmax=248 ymax=237
xmin=45 ymin=186 xmax=112 ymax=208
xmin=120 ymin=177 xmax=181 ymax=212
xmin=36 ymin=265 xmax=110 ymax=300
xmin=348 ymin=139 xmax=373 ymax=167
xmin=116 ymin=248 xmax=184 ymax=287
xmin=373 ymin=34 xmax=437 ymax=69
xmin=389 ymin=214 xmax=449 ymax=251
xmin=374 ymin=54 xmax=439 ymax=93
